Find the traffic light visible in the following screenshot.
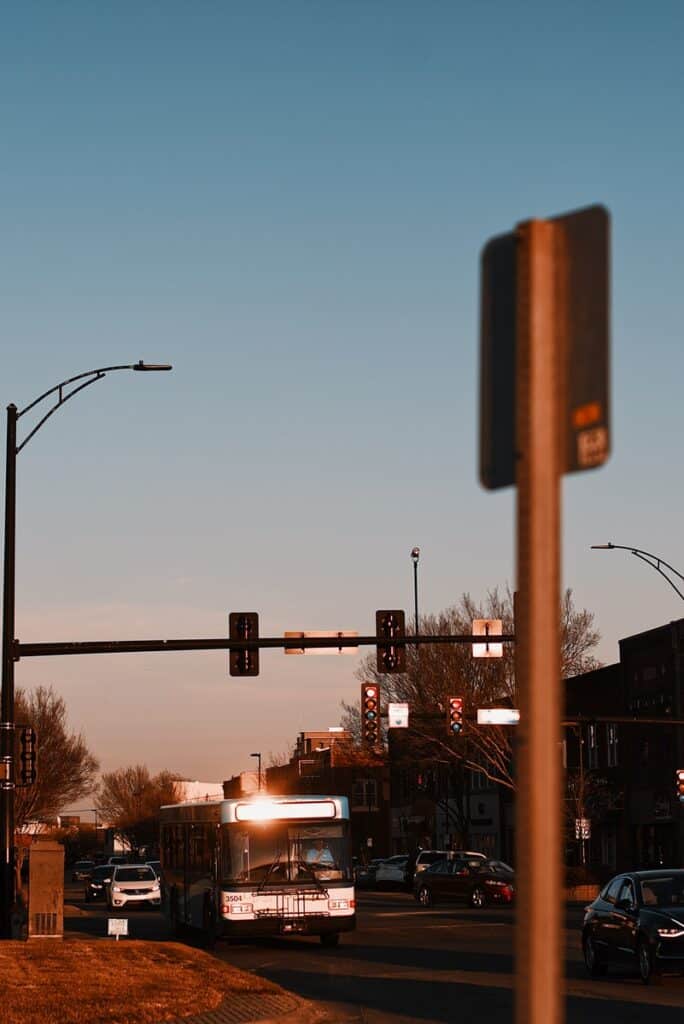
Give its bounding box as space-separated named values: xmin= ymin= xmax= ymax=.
xmin=19 ymin=726 xmax=37 ymax=786
xmin=676 ymin=769 xmax=684 ymax=803
xmin=229 ymin=612 xmax=260 ymax=676
xmin=361 ymin=683 xmax=381 ymax=747
xmin=447 ymin=697 xmax=463 ymax=736
xmin=376 ymin=610 xmax=406 ymax=673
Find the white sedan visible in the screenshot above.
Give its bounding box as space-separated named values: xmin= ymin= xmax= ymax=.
xmin=107 ymin=864 xmax=161 ymax=909
xmin=374 ymin=855 xmax=409 ymax=888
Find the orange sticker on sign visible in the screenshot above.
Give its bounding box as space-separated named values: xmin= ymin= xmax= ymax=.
xmin=572 ymin=402 xmax=602 ymax=429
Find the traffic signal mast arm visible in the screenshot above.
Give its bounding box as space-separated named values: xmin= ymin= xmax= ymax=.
xmin=15 ymin=631 xmax=514 ymax=659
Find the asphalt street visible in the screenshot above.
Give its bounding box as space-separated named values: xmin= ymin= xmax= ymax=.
xmin=64 ymin=880 xmax=684 ymax=1023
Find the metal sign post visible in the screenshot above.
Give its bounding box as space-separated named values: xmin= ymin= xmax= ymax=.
xmin=515 ymin=219 xmax=563 ymax=1024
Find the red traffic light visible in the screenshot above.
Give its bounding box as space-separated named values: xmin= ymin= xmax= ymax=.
xmin=676 ymin=769 xmax=684 ymax=802
xmin=361 ymin=683 xmax=381 ymax=745
xmin=448 ymin=697 xmax=464 ymax=735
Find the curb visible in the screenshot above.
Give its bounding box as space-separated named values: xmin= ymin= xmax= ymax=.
xmin=160 ymin=990 xmax=303 ymax=1024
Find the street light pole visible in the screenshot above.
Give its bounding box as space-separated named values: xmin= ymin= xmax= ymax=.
xmin=250 ymin=753 xmax=262 ymax=792
xmin=0 ymin=360 xmax=171 ymax=938
xmin=411 ymin=547 xmax=420 ymax=636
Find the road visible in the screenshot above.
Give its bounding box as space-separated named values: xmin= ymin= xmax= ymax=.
xmin=64 ymin=881 xmax=684 ymax=1023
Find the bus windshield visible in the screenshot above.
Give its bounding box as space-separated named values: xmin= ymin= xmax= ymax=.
xmin=221 ymin=822 xmax=351 ymax=885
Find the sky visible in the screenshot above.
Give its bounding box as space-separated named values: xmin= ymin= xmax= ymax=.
xmin=2 ymin=1 xmax=683 ymax=790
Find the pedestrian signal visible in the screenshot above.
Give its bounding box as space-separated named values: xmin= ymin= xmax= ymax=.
xmin=376 ymin=610 xmax=406 ymax=674
xmin=229 ymin=613 xmax=260 ymax=676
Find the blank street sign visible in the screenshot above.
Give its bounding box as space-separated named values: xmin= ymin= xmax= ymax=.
xmin=284 ymin=631 xmax=359 ymax=654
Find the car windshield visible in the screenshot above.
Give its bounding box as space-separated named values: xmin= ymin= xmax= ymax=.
xmin=481 ymin=860 xmax=514 ymax=875
xmin=115 ymin=867 xmax=156 ymax=882
xmin=639 ymin=875 xmax=684 ymax=907
xmin=91 ymin=867 xmax=112 ymax=880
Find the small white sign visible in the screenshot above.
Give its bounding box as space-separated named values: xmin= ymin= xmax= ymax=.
xmin=477 ymin=708 xmax=520 ymax=725
xmin=388 ymin=702 xmax=409 ymax=728
xmin=575 ymin=818 xmax=591 ymax=840
xmin=284 ymin=631 xmax=359 ymax=654
xmin=108 ymin=918 xmax=128 ymax=939
xmin=472 ymin=619 xmax=503 ymax=658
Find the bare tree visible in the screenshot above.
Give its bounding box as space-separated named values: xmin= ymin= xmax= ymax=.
xmin=350 ymin=587 xmax=601 ymax=791
xmin=95 ymin=764 xmax=182 ymax=851
xmin=14 ymin=686 xmax=99 ymax=827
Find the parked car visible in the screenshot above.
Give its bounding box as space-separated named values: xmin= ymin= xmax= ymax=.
xmin=107 ymin=864 xmax=162 ymax=910
xmin=409 ymin=847 xmax=450 ymax=888
xmin=355 ymin=858 xmax=386 ymax=889
xmin=405 ymin=849 xmax=488 ymax=889
xmin=414 ymin=857 xmax=515 ymax=908
xmin=84 ymin=864 xmax=115 ymax=902
xmin=375 ymin=855 xmax=409 ymax=889
xmin=583 ymin=869 xmax=684 ymax=983
xmin=71 ymin=860 xmax=95 ymax=882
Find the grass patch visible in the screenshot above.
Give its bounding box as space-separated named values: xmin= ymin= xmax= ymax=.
xmin=0 ymin=938 xmax=280 ymax=1024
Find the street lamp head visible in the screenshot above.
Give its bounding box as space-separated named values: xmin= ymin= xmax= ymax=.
xmin=132 ymin=361 xmax=173 ymax=371
xmin=250 ymin=752 xmax=261 ymax=758
xmin=590 ymin=543 xmax=615 ymax=550
xmin=411 ymin=547 xmax=420 ymax=563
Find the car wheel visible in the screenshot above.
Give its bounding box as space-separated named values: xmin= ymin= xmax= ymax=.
xmin=321 ymin=932 xmax=340 ymax=947
xmin=637 ymin=939 xmax=659 ymax=985
xmin=583 ymin=933 xmax=607 ymax=978
xmin=470 ymin=886 xmax=486 ymax=909
xmin=417 ymin=886 xmax=433 ymax=907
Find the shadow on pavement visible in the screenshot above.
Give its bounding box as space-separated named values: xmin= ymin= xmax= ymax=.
xmin=251 ymin=967 xmax=684 ymax=1024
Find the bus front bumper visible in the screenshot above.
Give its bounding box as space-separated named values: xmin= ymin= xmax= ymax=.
xmin=219 ymin=913 xmax=356 ymax=938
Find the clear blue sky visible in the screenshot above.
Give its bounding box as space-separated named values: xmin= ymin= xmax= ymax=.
xmin=2 ymin=1 xmax=683 ymax=783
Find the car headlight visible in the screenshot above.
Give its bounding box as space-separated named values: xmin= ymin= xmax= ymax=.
xmin=657 ymin=927 xmax=684 ymax=938
xmin=112 ymin=885 xmax=121 ymax=893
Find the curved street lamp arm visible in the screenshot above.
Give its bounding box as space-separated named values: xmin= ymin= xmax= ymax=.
xmin=15 ymin=362 xmax=171 ymax=454
xmin=591 ymin=542 xmax=684 ymax=600
xmin=630 ymin=550 xmax=684 ymax=601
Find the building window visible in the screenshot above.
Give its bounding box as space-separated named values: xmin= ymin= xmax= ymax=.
xmin=606 ymin=723 xmax=618 ymax=767
xmin=587 ymin=723 xmax=599 ymax=769
xmin=352 ymin=779 xmax=378 ymax=811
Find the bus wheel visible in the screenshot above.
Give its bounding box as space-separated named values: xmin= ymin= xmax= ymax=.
xmin=320 ymin=933 xmax=340 ymax=948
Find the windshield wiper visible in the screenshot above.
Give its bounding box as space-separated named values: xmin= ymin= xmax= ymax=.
xmin=297 ymin=860 xmax=328 ymax=894
xmin=257 ymin=850 xmax=282 ymax=893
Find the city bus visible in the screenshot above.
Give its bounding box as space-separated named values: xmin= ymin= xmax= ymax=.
xmin=159 ymin=793 xmax=355 ymax=946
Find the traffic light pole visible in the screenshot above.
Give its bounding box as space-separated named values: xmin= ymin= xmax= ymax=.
xmin=0 ymin=405 xmax=17 ymax=939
